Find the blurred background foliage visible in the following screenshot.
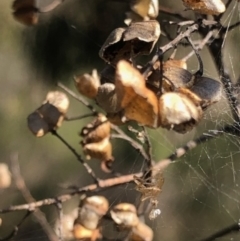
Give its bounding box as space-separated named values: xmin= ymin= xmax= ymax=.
xmin=1 ymin=0 xmax=240 ymax=240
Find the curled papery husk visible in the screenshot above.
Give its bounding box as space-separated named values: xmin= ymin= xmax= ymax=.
xmin=99 ymin=21 xmax=160 ymax=65
xmin=96 ymin=83 xmax=121 ymax=113
xmin=110 ymin=203 xmax=139 ymax=229
xmin=73 ymin=223 xmax=101 ymax=241
xmin=81 ymin=114 xmax=111 ymax=144
xmin=130 ymin=221 xmax=153 ymax=241
xmin=182 ymin=0 xmax=226 ymax=15
xmin=27 ymin=103 xmax=63 ymax=137
xmin=99 ymin=28 xmax=128 ymax=65
xmin=0 ymin=163 xmax=11 ymax=189
xmin=83 ymin=137 xmax=113 ymax=161
xmin=74 ymin=70 xmax=100 ymax=99
xmin=158 ymin=92 xmax=202 ymax=133
xmin=78 ymin=196 xmax=109 ymax=230
xmin=44 ymin=91 xmax=69 ymax=114
xmin=190 ymin=76 xmax=222 ymax=108
xmin=12 ymin=0 xmax=39 ymax=25
xmin=123 ymin=20 xmax=160 ymax=56
xmin=115 ymin=60 xmax=159 ymax=127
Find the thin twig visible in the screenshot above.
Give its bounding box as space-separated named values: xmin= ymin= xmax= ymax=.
xmin=0 ymin=172 xmax=143 ymax=213
xmin=0 ymin=211 xmax=31 ymax=241
xmin=10 ymin=153 xmax=59 ymax=241
xmin=55 ymin=202 xmax=63 ymax=241
xmin=51 ymin=130 xmax=100 ymax=184
xmin=65 ymin=113 xmax=95 ymax=121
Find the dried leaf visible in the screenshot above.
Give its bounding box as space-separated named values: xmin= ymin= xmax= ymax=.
xmin=116 ymin=60 xmax=159 ymax=127
xmin=182 ymin=0 xmax=226 ymax=15
xmin=73 ymin=224 xmax=101 ymax=241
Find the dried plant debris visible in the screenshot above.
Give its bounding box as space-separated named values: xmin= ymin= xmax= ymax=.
xmin=99 ymin=20 xmax=160 ymax=65
xmin=27 ymin=91 xmax=69 ymax=137
xmin=111 ymin=203 xmax=153 ymax=241
xmin=12 ymin=0 xmax=39 ymax=25
xmin=75 ymin=70 xmax=100 ymax=99
xmin=80 ymin=114 xmax=114 ymax=172
xmin=182 ymin=0 xmax=226 ymax=15
xmin=125 ymin=0 xmax=159 ymax=24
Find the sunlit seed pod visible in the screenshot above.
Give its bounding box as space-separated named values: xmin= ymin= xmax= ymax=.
xmin=123 ymin=20 xmax=160 ymax=56
xmin=0 ymin=163 xmax=11 ymax=189
xmin=158 ymin=92 xmax=202 ymax=133
xmin=190 ymin=76 xmax=222 ymax=108
xmin=74 ymin=70 xmax=100 ymax=99
xmin=78 ymin=196 xmax=109 ymax=230
xmin=83 ymin=137 xmax=113 ymax=161
xmin=182 ymin=0 xmax=226 ymax=15
xmin=96 ymin=83 xmax=121 ymax=113
xmin=81 ymin=114 xmax=111 ymax=144
xmin=77 ymin=196 xmax=109 ymax=230
xmin=115 ymin=60 xmax=159 ymax=127
xmin=110 ymin=203 xmax=139 ymax=229
xmin=44 ymin=91 xmax=69 ymax=114
xmin=164 ymin=59 xmax=187 ymax=70
xmin=73 ymin=223 xmax=101 ymax=241
xmin=148 ymin=0 xmax=159 ymax=18
xmin=130 ymin=221 xmax=153 ymax=241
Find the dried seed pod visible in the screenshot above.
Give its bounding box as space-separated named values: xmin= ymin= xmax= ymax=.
xmin=81 ymin=114 xmax=111 ymax=144
xmin=96 ymin=83 xmax=121 ymax=113
xmin=147 ymin=61 xmax=192 ymax=92
xmin=106 ymin=112 xmax=126 ymax=126
xmin=100 ymin=65 xmax=116 ymax=84
xmin=99 ymin=28 xmax=129 ymax=65
xmin=27 ymin=103 xmax=63 ymax=137
xmin=44 ymin=91 xmax=70 ymax=114
xmin=110 ymin=203 xmax=139 ymax=229
xmin=158 ymin=92 xmax=202 ymax=133
xmin=74 ymin=70 xmax=100 ymax=99
xmin=78 ymin=196 xmax=109 ymax=230
xmin=182 ymin=0 xmax=226 ymax=15
xmin=12 ymin=0 xmax=39 ymax=26
xmin=73 ymin=223 xmax=101 ymax=241
xmin=190 ymin=76 xmax=222 ymax=108
xmin=99 ymin=21 xmax=160 ymax=65
xmin=129 ymin=0 xmax=159 ymax=20
xmin=83 ymin=137 xmax=113 ymax=161
xmin=115 ymin=60 xmax=159 ymax=127
xmin=130 ymin=221 xmax=153 ymax=241
xmin=0 ymin=163 xmax=11 ymax=189
xmin=123 ymin=20 xmax=160 ymax=56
